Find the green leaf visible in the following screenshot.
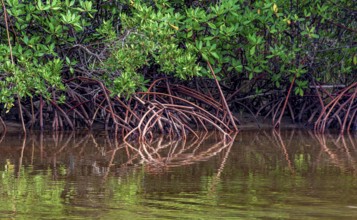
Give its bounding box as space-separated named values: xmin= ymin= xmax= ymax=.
xmin=187 ymin=31 xmax=193 ymax=38
xmin=211 ymin=52 xmax=220 ymax=60
xmin=37 ymin=0 xmax=43 ymax=10
xmin=214 ymin=67 xmax=221 ymax=73
xmin=249 ymin=72 xmax=253 ymax=80
xmin=207 ymin=22 xmax=216 ymax=29
xmin=311 ymin=33 xmax=319 ymax=39
xmin=250 ymin=46 xmax=256 ymax=55
xmin=198 ymin=41 xmax=202 ymax=50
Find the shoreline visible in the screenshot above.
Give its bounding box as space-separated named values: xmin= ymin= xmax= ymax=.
xmin=0 ymin=118 xmax=309 ymax=134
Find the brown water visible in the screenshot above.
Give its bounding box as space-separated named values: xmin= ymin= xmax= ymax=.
xmin=0 ymin=130 xmax=356 ymax=219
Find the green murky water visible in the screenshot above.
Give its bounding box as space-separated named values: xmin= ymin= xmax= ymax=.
xmin=0 ymin=130 xmax=356 ymax=219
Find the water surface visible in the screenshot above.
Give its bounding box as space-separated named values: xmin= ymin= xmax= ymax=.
xmin=0 ymin=130 xmax=356 ymax=219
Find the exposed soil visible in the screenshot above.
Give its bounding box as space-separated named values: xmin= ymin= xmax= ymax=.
xmin=0 ymin=114 xmax=305 ymax=134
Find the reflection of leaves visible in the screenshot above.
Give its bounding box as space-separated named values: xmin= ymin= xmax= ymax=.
xmin=0 ymin=168 xmax=65 ymax=217
xmin=0 ymin=131 xmax=357 ymax=218
xmin=0 ymin=131 xmax=237 ymax=211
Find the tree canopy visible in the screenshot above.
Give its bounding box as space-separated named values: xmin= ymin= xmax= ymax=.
xmin=0 ymin=0 xmax=356 ymax=136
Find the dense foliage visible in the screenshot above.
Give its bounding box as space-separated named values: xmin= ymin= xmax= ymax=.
xmin=0 ymin=0 xmax=356 ymax=132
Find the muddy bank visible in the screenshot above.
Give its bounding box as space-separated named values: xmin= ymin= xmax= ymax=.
xmin=236 ymin=114 xmax=305 ymax=130
xmin=0 ymin=121 xmax=23 ymax=133
xmin=0 ymin=116 xmax=306 ymax=134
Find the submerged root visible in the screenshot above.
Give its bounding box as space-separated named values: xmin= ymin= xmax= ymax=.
xmin=0 ymin=116 xmax=6 ymax=135
xmin=4 ymin=77 xmax=237 ymax=142
xmin=248 ymin=81 xmax=357 ymax=133
xmin=314 ymin=82 xmax=357 ymax=133
xmin=4 ymin=74 xmax=354 ymax=136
